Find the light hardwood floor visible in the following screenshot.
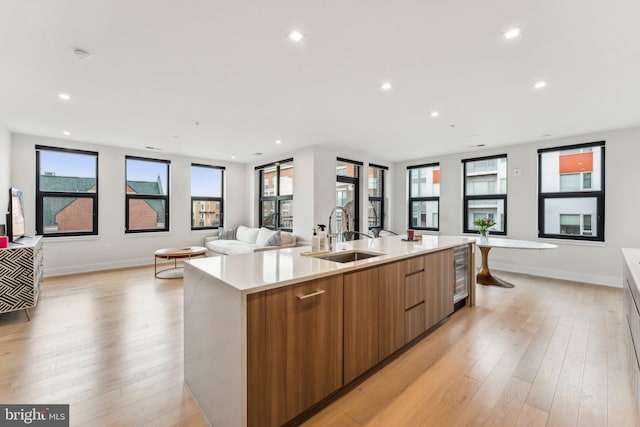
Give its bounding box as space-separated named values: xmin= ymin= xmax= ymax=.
xmin=0 ymin=266 xmax=638 ymax=426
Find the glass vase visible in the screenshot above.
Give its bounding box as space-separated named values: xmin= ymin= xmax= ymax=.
xmin=479 ymin=228 xmax=489 ymax=241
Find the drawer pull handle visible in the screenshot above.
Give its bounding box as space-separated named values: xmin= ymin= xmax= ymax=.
xmin=298 ymin=289 xmax=325 ymax=300
xmin=406 ymin=268 xmax=425 ymax=277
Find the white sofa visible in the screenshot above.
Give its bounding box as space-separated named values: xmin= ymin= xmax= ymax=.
xmin=204 ymin=226 xmax=298 ymax=256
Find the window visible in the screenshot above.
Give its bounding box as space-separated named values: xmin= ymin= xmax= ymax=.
xmin=125 ymin=156 xmax=170 ymax=233
xmin=257 ymin=159 xmax=293 ymax=230
xmin=407 ymin=163 xmax=440 ymax=230
xmin=191 ymin=164 xmax=224 ymax=230
xmin=538 ymin=141 xmax=604 ymax=241
xmin=336 ymin=158 xmax=361 ymax=235
xmin=462 ymin=154 xmax=507 ymax=235
xmin=36 ymin=145 xmax=98 ymax=237
xmin=368 ymin=164 xmax=387 ymax=230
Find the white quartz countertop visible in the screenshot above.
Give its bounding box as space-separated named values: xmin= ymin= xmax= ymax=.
xmin=186 ymin=235 xmax=474 ymax=294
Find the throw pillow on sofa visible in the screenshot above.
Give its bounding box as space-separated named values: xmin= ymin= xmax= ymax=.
xmin=280 ymin=232 xmax=295 ymax=246
xmin=255 ymin=227 xmax=277 ymax=246
xmin=236 ymin=225 xmax=260 ymax=244
xmin=218 ymin=227 xmax=236 ymax=240
xmin=263 ymin=231 xmax=282 ymax=247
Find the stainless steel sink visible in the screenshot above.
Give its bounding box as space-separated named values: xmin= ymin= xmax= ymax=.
xmin=313 ymin=250 xmax=384 ymax=263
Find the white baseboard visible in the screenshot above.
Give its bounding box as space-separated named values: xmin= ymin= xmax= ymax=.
xmin=489 ymin=261 xmax=621 ymax=288
xmin=44 ymin=257 xmax=152 ymax=277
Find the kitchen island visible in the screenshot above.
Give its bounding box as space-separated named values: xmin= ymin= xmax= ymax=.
xmin=184 ymin=235 xmax=475 ymax=427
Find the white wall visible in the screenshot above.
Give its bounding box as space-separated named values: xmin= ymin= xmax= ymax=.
xmin=11 ymin=133 xmax=247 ymax=276
xmin=393 ymin=126 xmax=640 ymax=287
xmin=0 ymin=122 xmax=9 ymax=232
xmin=245 ymin=145 xmax=394 ymax=243
xmin=17 ymin=125 xmax=637 ymax=285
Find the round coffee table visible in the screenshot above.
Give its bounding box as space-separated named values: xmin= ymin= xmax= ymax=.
xmin=154 ymin=246 xmax=207 ymax=279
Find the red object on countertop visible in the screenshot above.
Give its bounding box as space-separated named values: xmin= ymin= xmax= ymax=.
xmin=0 ymin=236 xmax=8 ymax=248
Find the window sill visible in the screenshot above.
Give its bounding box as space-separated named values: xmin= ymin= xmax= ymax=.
xmin=191 ymin=228 xmax=220 ymax=233
xmin=42 ymin=235 xmax=100 ymax=243
xmin=124 ymin=231 xmax=171 ymax=237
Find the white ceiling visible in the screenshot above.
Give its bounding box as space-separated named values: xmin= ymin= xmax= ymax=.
xmin=1 ymin=0 xmax=639 ymax=163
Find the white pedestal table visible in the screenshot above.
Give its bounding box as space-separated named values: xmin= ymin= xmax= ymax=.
xmin=474 ymin=237 xmax=557 ymax=288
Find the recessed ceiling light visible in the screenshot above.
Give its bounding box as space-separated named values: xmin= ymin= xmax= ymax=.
xmin=145 ymin=146 xmax=162 ymax=150
xmin=430 ymin=111 xmax=440 ymax=118
xmin=503 ymin=28 xmax=521 ymax=40
xmin=275 ymin=139 xmax=282 ymax=144
xmin=288 ymin=30 xmax=304 ymax=42
xmin=58 ymin=93 xmax=71 ymax=101
xmin=542 ymin=134 xmax=552 ymax=137
xmin=231 ymin=155 xmax=236 ymax=160
xmin=62 ymin=131 xmax=71 ymax=136
xmin=533 ymin=81 xmax=547 ymax=89
xmin=380 ymin=82 xmax=392 ymax=91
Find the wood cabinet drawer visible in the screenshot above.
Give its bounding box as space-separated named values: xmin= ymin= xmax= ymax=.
xmin=405 ymin=271 xmax=425 ymax=309
xmin=404 ymin=256 xmax=425 ymax=275
xmin=405 ymin=302 xmax=426 ymax=342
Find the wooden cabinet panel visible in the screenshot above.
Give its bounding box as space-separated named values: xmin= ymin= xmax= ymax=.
xmin=405 ymin=302 xmax=426 ymax=342
xmin=425 ymin=249 xmax=455 ymax=330
xmin=404 ymin=255 xmax=425 ymax=275
xmin=404 ymin=262 xmax=427 ymax=343
xmin=344 ymin=268 xmax=379 ymax=384
xmin=378 ymin=261 xmax=405 ymax=359
xmin=246 ymin=292 xmax=267 ymax=425
xmin=248 ymin=275 xmax=343 ymax=427
xmin=247 ymin=246 xmax=470 ymax=426
xmin=405 ymin=270 xmax=426 ymax=309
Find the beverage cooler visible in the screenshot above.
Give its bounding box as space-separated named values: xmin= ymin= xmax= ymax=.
xmin=454 ymin=245 xmax=469 ymax=304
